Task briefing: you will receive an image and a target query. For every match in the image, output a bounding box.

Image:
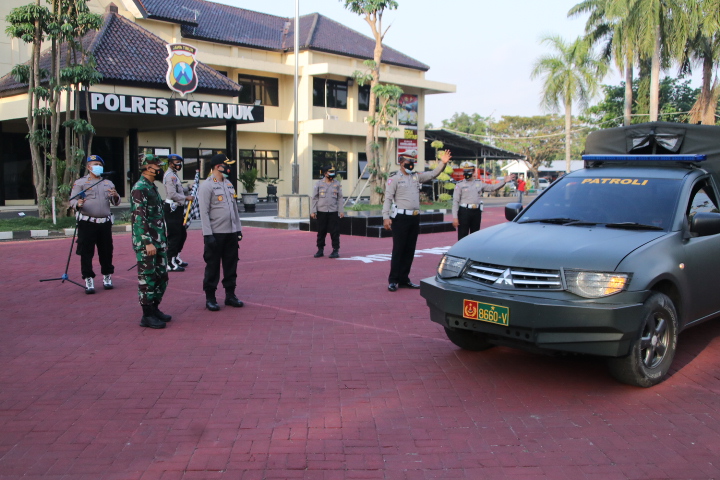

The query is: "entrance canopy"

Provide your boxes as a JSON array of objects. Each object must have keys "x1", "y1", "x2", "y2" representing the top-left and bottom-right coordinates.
[{"x1": 424, "y1": 129, "x2": 523, "y2": 162}]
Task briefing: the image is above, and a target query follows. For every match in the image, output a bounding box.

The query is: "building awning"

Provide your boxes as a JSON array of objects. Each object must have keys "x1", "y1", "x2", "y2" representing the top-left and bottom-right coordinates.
[{"x1": 424, "y1": 129, "x2": 523, "y2": 161}]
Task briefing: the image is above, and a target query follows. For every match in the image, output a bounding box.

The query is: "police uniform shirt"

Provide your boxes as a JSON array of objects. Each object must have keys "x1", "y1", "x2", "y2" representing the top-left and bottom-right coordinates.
[
  {"x1": 382, "y1": 163, "x2": 445, "y2": 219},
  {"x1": 311, "y1": 179, "x2": 344, "y2": 213},
  {"x1": 163, "y1": 169, "x2": 186, "y2": 206},
  {"x1": 69, "y1": 175, "x2": 120, "y2": 218},
  {"x1": 197, "y1": 176, "x2": 242, "y2": 236},
  {"x1": 451, "y1": 178, "x2": 507, "y2": 218}
]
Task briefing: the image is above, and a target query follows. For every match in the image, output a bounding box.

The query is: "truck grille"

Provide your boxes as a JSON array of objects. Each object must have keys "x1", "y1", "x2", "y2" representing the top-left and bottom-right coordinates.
[{"x1": 462, "y1": 262, "x2": 563, "y2": 290}]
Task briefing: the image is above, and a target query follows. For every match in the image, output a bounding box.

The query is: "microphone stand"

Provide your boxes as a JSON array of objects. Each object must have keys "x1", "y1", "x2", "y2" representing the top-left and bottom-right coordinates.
[{"x1": 39, "y1": 175, "x2": 115, "y2": 289}]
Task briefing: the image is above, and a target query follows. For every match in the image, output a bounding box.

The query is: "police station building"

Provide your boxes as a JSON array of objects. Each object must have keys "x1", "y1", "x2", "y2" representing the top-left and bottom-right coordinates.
[{"x1": 0, "y1": 0, "x2": 454, "y2": 205}]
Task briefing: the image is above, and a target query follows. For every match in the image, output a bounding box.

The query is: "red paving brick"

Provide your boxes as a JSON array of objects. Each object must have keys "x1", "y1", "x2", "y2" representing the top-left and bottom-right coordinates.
[{"x1": 1, "y1": 206, "x2": 720, "y2": 479}]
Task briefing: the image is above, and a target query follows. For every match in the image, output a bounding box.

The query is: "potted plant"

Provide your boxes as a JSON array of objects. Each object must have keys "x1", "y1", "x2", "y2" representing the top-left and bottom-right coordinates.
[
  {"x1": 238, "y1": 168, "x2": 259, "y2": 212},
  {"x1": 258, "y1": 176, "x2": 283, "y2": 202}
]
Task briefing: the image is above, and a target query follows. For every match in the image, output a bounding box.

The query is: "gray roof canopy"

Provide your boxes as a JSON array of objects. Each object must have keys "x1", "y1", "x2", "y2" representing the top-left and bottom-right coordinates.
[
  {"x1": 425, "y1": 129, "x2": 524, "y2": 161},
  {"x1": 131, "y1": 0, "x2": 429, "y2": 71}
]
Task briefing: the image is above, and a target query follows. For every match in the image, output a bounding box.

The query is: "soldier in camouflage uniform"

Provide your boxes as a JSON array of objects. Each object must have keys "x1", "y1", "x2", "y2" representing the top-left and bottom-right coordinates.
[{"x1": 131, "y1": 155, "x2": 171, "y2": 329}]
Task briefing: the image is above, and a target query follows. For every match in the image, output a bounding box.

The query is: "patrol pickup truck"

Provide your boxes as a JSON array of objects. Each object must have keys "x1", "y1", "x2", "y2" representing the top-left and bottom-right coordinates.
[{"x1": 421, "y1": 122, "x2": 720, "y2": 387}]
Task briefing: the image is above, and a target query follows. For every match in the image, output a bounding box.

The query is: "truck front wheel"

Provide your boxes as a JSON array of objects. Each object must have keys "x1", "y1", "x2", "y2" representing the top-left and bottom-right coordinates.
[
  {"x1": 606, "y1": 292, "x2": 678, "y2": 387},
  {"x1": 444, "y1": 327, "x2": 494, "y2": 351}
]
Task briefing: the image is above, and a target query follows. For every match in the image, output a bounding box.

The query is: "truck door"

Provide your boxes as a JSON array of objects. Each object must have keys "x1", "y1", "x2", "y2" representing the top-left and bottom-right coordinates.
[{"x1": 682, "y1": 178, "x2": 720, "y2": 321}]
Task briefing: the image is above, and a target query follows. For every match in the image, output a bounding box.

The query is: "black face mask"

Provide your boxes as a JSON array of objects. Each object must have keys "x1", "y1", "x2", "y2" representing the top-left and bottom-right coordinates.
[
  {"x1": 326, "y1": 172, "x2": 336, "y2": 179},
  {"x1": 172, "y1": 162, "x2": 183, "y2": 171},
  {"x1": 404, "y1": 162, "x2": 415, "y2": 171},
  {"x1": 464, "y1": 172, "x2": 473, "y2": 179}
]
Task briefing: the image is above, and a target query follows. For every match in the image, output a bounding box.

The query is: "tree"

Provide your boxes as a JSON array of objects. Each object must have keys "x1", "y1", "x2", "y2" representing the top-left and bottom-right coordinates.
[
  {"x1": 341, "y1": 0, "x2": 399, "y2": 205},
  {"x1": 583, "y1": 77, "x2": 706, "y2": 127},
  {"x1": 531, "y1": 36, "x2": 606, "y2": 173},
  {"x1": 569, "y1": 0, "x2": 636, "y2": 126},
  {"x1": 441, "y1": 112, "x2": 493, "y2": 137},
  {"x1": 676, "y1": 0, "x2": 720, "y2": 125},
  {"x1": 5, "y1": 0, "x2": 102, "y2": 218},
  {"x1": 626, "y1": 0, "x2": 685, "y2": 122},
  {"x1": 491, "y1": 115, "x2": 568, "y2": 186}
]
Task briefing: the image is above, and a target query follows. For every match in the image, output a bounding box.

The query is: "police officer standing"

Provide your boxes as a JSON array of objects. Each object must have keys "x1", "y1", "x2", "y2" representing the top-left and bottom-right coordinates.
[
  {"x1": 383, "y1": 150, "x2": 452, "y2": 292},
  {"x1": 198, "y1": 154, "x2": 244, "y2": 311},
  {"x1": 163, "y1": 153, "x2": 193, "y2": 272},
  {"x1": 69, "y1": 155, "x2": 121, "y2": 294},
  {"x1": 311, "y1": 165, "x2": 344, "y2": 258},
  {"x1": 131, "y1": 155, "x2": 171, "y2": 329},
  {"x1": 452, "y1": 162, "x2": 515, "y2": 240}
]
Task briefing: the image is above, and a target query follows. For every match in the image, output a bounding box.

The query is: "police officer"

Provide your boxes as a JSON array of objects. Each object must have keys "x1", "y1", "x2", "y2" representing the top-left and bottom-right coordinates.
[
  {"x1": 383, "y1": 150, "x2": 452, "y2": 292},
  {"x1": 131, "y1": 155, "x2": 171, "y2": 329},
  {"x1": 69, "y1": 155, "x2": 121, "y2": 294},
  {"x1": 198, "y1": 154, "x2": 244, "y2": 311},
  {"x1": 311, "y1": 165, "x2": 344, "y2": 258},
  {"x1": 452, "y1": 162, "x2": 515, "y2": 240},
  {"x1": 163, "y1": 153, "x2": 193, "y2": 272}
]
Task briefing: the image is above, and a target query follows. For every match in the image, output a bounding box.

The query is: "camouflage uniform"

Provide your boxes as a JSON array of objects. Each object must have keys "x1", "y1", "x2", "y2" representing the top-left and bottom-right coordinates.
[{"x1": 131, "y1": 175, "x2": 169, "y2": 306}]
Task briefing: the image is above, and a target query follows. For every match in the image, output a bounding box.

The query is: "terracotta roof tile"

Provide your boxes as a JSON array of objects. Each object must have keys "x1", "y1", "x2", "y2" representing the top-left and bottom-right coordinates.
[
  {"x1": 134, "y1": 0, "x2": 429, "y2": 70},
  {"x1": 0, "y1": 12, "x2": 242, "y2": 97}
]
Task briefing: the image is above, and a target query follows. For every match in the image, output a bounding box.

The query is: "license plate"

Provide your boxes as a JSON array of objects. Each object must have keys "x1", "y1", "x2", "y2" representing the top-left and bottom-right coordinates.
[{"x1": 462, "y1": 299, "x2": 509, "y2": 326}]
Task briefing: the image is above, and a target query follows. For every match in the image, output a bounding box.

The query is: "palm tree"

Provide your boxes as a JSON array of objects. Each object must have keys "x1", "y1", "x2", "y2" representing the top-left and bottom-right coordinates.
[
  {"x1": 532, "y1": 36, "x2": 607, "y2": 173},
  {"x1": 626, "y1": 0, "x2": 684, "y2": 122},
  {"x1": 675, "y1": 0, "x2": 720, "y2": 125},
  {"x1": 569, "y1": 0, "x2": 635, "y2": 126}
]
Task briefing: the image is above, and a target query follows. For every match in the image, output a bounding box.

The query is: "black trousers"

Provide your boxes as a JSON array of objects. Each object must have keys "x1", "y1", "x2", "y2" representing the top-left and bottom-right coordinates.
[
  {"x1": 457, "y1": 207, "x2": 482, "y2": 241},
  {"x1": 388, "y1": 213, "x2": 420, "y2": 284},
  {"x1": 316, "y1": 211, "x2": 340, "y2": 250},
  {"x1": 164, "y1": 204, "x2": 187, "y2": 259},
  {"x1": 203, "y1": 232, "x2": 239, "y2": 298},
  {"x1": 75, "y1": 220, "x2": 114, "y2": 279}
]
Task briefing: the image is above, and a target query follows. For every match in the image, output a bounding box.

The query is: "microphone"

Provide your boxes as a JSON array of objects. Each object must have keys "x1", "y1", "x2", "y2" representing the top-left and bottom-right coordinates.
[{"x1": 101, "y1": 171, "x2": 116, "y2": 176}]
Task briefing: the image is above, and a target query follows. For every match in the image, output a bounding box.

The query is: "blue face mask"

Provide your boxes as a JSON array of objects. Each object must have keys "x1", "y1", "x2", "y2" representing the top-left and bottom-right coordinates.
[{"x1": 90, "y1": 165, "x2": 104, "y2": 176}]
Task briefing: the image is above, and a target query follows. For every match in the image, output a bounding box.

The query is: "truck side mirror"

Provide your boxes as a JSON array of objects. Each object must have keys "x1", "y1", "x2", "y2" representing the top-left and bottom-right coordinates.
[
  {"x1": 690, "y1": 212, "x2": 720, "y2": 237},
  {"x1": 505, "y1": 203, "x2": 523, "y2": 221}
]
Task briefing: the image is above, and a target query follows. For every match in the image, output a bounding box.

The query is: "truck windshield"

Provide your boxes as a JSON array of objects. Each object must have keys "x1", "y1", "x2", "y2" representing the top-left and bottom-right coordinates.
[{"x1": 517, "y1": 176, "x2": 682, "y2": 230}]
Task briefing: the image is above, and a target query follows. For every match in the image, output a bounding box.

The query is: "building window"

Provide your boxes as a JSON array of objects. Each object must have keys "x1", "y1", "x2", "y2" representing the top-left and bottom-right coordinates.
[
  {"x1": 357, "y1": 152, "x2": 370, "y2": 179},
  {"x1": 358, "y1": 84, "x2": 370, "y2": 111},
  {"x1": 313, "y1": 78, "x2": 348, "y2": 109},
  {"x1": 238, "y1": 149, "x2": 280, "y2": 179},
  {"x1": 313, "y1": 151, "x2": 347, "y2": 179},
  {"x1": 237, "y1": 75, "x2": 279, "y2": 106},
  {"x1": 181, "y1": 148, "x2": 227, "y2": 180}
]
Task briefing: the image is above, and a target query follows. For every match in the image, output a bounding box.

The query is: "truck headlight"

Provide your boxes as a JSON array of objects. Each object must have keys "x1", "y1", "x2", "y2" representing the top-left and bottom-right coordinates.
[
  {"x1": 437, "y1": 255, "x2": 466, "y2": 279},
  {"x1": 564, "y1": 270, "x2": 630, "y2": 298}
]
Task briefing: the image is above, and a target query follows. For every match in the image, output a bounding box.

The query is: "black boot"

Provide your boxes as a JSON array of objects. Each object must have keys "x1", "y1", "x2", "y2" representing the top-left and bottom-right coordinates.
[
  {"x1": 140, "y1": 305, "x2": 166, "y2": 329},
  {"x1": 314, "y1": 248, "x2": 324, "y2": 258},
  {"x1": 329, "y1": 249, "x2": 339, "y2": 258},
  {"x1": 206, "y1": 295, "x2": 220, "y2": 311},
  {"x1": 225, "y1": 292, "x2": 244, "y2": 308},
  {"x1": 154, "y1": 301, "x2": 172, "y2": 322}
]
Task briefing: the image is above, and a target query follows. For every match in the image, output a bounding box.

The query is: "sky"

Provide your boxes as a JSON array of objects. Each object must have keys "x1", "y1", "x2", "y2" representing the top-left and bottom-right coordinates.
[{"x1": 212, "y1": 0, "x2": 698, "y2": 128}]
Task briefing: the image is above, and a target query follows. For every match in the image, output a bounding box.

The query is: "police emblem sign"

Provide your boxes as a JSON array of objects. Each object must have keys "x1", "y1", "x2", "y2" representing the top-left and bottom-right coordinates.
[{"x1": 166, "y1": 43, "x2": 198, "y2": 96}]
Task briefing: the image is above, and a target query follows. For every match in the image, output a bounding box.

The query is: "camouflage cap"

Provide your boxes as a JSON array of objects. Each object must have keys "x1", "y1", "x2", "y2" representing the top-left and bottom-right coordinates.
[{"x1": 140, "y1": 154, "x2": 166, "y2": 167}]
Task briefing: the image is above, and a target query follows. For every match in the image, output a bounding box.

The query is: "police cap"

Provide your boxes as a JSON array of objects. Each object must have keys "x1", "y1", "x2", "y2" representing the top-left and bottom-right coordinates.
[
  {"x1": 167, "y1": 153, "x2": 184, "y2": 163},
  {"x1": 208, "y1": 153, "x2": 236, "y2": 168},
  {"x1": 87, "y1": 154, "x2": 104, "y2": 165}
]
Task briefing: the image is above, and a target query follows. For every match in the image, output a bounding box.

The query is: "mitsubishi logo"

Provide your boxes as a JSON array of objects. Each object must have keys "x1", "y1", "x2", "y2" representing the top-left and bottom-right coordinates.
[{"x1": 494, "y1": 269, "x2": 514, "y2": 286}]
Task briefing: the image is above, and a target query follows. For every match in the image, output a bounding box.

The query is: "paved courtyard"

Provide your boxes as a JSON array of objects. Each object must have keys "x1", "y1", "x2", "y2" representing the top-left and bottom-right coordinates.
[{"x1": 1, "y1": 207, "x2": 720, "y2": 479}]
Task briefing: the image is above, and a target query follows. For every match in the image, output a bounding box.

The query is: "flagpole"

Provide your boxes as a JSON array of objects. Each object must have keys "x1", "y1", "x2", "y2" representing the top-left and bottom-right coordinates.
[{"x1": 291, "y1": 0, "x2": 299, "y2": 195}]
